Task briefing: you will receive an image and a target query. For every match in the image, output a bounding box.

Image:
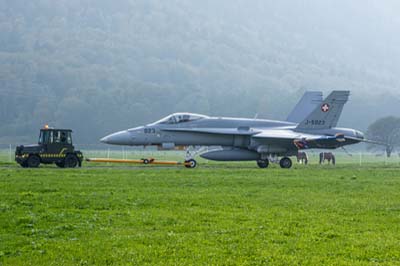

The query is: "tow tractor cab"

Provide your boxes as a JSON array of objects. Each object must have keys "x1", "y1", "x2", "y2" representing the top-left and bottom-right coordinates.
[{"x1": 15, "y1": 126, "x2": 83, "y2": 168}]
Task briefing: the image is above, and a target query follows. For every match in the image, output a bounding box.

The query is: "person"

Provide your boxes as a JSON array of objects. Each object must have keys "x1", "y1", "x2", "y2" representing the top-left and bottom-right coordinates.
[{"x1": 60, "y1": 132, "x2": 67, "y2": 143}]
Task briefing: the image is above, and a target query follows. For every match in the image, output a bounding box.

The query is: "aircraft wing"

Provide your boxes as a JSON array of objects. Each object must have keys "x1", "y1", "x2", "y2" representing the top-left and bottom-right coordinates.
[
  {"x1": 252, "y1": 130, "x2": 313, "y2": 147},
  {"x1": 252, "y1": 129, "x2": 316, "y2": 140},
  {"x1": 162, "y1": 128, "x2": 261, "y2": 136},
  {"x1": 252, "y1": 129, "x2": 345, "y2": 149}
]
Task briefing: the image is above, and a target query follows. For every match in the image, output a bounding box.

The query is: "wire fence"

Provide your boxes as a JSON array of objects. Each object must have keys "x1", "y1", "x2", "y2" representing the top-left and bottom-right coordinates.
[
  {"x1": 0, "y1": 144, "x2": 186, "y2": 163},
  {"x1": 1, "y1": 143, "x2": 399, "y2": 166}
]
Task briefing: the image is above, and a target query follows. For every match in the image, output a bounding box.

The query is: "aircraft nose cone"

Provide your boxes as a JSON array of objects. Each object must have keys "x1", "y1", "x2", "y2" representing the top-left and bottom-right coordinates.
[
  {"x1": 100, "y1": 130, "x2": 131, "y2": 145},
  {"x1": 100, "y1": 136, "x2": 110, "y2": 143}
]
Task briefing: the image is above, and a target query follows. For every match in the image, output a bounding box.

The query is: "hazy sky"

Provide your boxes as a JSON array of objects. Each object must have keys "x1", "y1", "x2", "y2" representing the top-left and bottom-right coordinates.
[{"x1": 0, "y1": 0, "x2": 399, "y2": 141}]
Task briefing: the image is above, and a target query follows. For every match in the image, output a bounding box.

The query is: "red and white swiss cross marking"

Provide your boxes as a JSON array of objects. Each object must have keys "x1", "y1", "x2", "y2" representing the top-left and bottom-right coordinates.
[{"x1": 321, "y1": 103, "x2": 330, "y2": 112}]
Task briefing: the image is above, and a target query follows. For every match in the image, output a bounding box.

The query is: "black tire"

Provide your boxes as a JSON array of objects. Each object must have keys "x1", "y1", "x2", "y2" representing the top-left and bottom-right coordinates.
[
  {"x1": 185, "y1": 159, "x2": 197, "y2": 169},
  {"x1": 279, "y1": 157, "x2": 292, "y2": 169},
  {"x1": 27, "y1": 155, "x2": 41, "y2": 168},
  {"x1": 143, "y1": 159, "x2": 150, "y2": 164},
  {"x1": 55, "y1": 162, "x2": 65, "y2": 168},
  {"x1": 64, "y1": 154, "x2": 78, "y2": 168},
  {"x1": 257, "y1": 159, "x2": 269, "y2": 169},
  {"x1": 20, "y1": 161, "x2": 29, "y2": 168}
]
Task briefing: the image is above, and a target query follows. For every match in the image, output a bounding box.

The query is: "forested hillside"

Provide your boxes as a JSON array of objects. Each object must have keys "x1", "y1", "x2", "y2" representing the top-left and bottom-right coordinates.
[{"x1": 1, "y1": 0, "x2": 399, "y2": 143}]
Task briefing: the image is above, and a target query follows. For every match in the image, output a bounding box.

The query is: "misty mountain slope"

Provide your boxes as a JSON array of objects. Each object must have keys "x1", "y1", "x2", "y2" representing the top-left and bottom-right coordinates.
[{"x1": 0, "y1": 0, "x2": 399, "y2": 142}]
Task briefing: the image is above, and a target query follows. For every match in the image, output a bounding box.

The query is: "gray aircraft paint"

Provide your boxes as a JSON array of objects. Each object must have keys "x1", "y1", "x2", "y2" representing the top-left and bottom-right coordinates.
[
  {"x1": 286, "y1": 91, "x2": 323, "y2": 123},
  {"x1": 101, "y1": 91, "x2": 367, "y2": 167},
  {"x1": 296, "y1": 91, "x2": 350, "y2": 130}
]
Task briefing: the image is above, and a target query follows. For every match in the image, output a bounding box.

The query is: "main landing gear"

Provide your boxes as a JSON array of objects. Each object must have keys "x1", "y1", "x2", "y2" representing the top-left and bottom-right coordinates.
[
  {"x1": 279, "y1": 157, "x2": 292, "y2": 169},
  {"x1": 257, "y1": 159, "x2": 269, "y2": 168},
  {"x1": 256, "y1": 156, "x2": 293, "y2": 169}
]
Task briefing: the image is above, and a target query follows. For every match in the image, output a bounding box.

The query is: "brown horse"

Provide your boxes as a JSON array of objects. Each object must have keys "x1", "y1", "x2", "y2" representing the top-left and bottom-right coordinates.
[
  {"x1": 319, "y1": 152, "x2": 335, "y2": 165},
  {"x1": 297, "y1": 152, "x2": 309, "y2": 165}
]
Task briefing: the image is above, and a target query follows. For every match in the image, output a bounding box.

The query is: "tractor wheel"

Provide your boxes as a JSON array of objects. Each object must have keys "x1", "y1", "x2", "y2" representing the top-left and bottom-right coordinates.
[
  {"x1": 55, "y1": 162, "x2": 65, "y2": 168},
  {"x1": 27, "y1": 155, "x2": 41, "y2": 168},
  {"x1": 185, "y1": 159, "x2": 197, "y2": 169},
  {"x1": 64, "y1": 154, "x2": 78, "y2": 168},
  {"x1": 257, "y1": 159, "x2": 269, "y2": 169},
  {"x1": 20, "y1": 161, "x2": 29, "y2": 168},
  {"x1": 279, "y1": 157, "x2": 292, "y2": 169}
]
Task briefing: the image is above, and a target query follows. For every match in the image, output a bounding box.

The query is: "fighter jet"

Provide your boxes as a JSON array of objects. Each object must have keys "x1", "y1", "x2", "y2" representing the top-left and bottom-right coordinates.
[{"x1": 101, "y1": 91, "x2": 366, "y2": 169}]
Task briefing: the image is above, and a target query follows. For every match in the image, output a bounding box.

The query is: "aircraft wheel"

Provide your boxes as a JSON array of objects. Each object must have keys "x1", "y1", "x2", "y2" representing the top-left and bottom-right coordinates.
[
  {"x1": 185, "y1": 159, "x2": 197, "y2": 169},
  {"x1": 64, "y1": 154, "x2": 78, "y2": 168},
  {"x1": 280, "y1": 157, "x2": 292, "y2": 169},
  {"x1": 27, "y1": 155, "x2": 41, "y2": 168},
  {"x1": 257, "y1": 159, "x2": 269, "y2": 169}
]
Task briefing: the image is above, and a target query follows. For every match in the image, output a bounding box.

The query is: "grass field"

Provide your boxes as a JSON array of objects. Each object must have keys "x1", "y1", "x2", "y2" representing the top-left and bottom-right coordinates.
[{"x1": 1, "y1": 152, "x2": 400, "y2": 265}]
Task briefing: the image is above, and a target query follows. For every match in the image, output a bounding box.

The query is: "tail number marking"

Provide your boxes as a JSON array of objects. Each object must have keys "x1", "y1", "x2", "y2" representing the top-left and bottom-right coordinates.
[{"x1": 305, "y1": 120, "x2": 326, "y2": 126}]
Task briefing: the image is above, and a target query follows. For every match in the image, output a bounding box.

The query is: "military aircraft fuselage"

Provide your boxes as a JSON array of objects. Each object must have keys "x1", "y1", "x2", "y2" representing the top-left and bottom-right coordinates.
[
  {"x1": 100, "y1": 91, "x2": 366, "y2": 168},
  {"x1": 102, "y1": 117, "x2": 291, "y2": 146},
  {"x1": 101, "y1": 115, "x2": 363, "y2": 156}
]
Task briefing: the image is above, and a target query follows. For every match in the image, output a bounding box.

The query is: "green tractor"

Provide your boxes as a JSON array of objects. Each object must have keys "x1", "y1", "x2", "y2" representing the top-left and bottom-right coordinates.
[{"x1": 15, "y1": 127, "x2": 83, "y2": 168}]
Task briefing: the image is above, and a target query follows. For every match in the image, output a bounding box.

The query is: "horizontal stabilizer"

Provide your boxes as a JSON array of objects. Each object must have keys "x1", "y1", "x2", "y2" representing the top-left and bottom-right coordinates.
[{"x1": 252, "y1": 129, "x2": 357, "y2": 150}]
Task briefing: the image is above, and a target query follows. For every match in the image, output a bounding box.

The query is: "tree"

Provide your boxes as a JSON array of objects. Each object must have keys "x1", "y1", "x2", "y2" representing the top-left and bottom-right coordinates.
[
  {"x1": 1, "y1": 1, "x2": 400, "y2": 142},
  {"x1": 366, "y1": 116, "x2": 400, "y2": 157}
]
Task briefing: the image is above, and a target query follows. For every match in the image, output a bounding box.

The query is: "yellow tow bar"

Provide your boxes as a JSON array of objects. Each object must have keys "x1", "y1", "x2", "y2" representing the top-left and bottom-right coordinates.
[{"x1": 85, "y1": 158, "x2": 195, "y2": 167}]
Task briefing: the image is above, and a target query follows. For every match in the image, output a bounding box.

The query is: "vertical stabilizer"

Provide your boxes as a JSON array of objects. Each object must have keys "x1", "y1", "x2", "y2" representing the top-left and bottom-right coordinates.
[
  {"x1": 287, "y1": 91, "x2": 323, "y2": 123},
  {"x1": 296, "y1": 91, "x2": 350, "y2": 130}
]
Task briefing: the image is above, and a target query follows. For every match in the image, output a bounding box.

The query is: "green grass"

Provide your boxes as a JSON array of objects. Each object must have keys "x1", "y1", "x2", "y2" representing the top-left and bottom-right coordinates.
[
  {"x1": 1, "y1": 161, "x2": 400, "y2": 265},
  {"x1": 1, "y1": 147, "x2": 400, "y2": 165}
]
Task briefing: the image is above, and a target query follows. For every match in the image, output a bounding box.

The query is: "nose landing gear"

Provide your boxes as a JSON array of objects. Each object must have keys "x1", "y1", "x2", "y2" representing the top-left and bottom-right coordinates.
[
  {"x1": 183, "y1": 146, "x2": 209, "y2": 169},
  {"x1": 184, "y1": 159, "x2": 197, "y2": 168}
]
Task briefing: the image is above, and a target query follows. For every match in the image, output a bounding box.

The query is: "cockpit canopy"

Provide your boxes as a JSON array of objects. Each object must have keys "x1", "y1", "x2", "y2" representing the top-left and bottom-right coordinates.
[{"x1": 150, "y1": 113, "x2": 209, "y2": 125}]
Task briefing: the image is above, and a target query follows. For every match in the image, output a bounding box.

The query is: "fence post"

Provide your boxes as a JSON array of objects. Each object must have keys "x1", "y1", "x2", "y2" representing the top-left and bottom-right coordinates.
[{"x1": 9, "y1": 144, "x2": 12, "y2": 162}]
